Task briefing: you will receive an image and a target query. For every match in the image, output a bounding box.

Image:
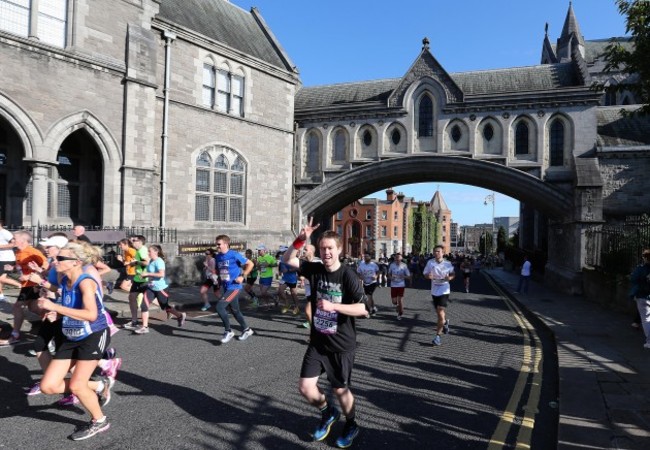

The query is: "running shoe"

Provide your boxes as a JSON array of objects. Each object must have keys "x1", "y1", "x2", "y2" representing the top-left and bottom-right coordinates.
[
  {"x1": 134, "y1": 326, "x2": 149, "y2": 334},
  {"x1": 98, "y1": 376, "x2": 114, "y2": 407},
  {"x1": 281, "y1": 306, "x2": 290, "y2": 314},
  {"x1": 201, "y1": 304, "x2": 211, "y2": 312},
  {"x1": 104, "y1": 348, "x2": 117, "y2": 360},
  {"x1": 101, "y1": 357, "x2": 122, "y2": 379},
  {"x1": 106, "y1": 282, "x2": 114, "y2": 295},
  {"x1": 301, "y1": 321, "x2": 310, "y2": 329},
  {"x1": 292, "y1": 307, "x2": 300, "y2": 316},
  {"x1": 58, "y1": 393, "x2": 79, "y2": 406},
  {"x1": 69, "y1": 417, "x2": 110, "y2": 441},
  {"x1": 220, "y1": 330, "x2": 235, "y2": 344},
  {"x1": 26, "y1": 382, "x2": 41, "y2": 396},
  {"x1": 252, "y1": 298, "x2": 259, "y2": 308},
  {"x1": 8, "y1": 334, "x2": 21, "y2": 345},
  {"x1": 27, "y1": 349, "x2": 37, "y2": 356},
  {"x1": 122, "y1": 321, "x2": 138, "y2": 330},
  {"x1": 644, "y1": 343, "x2": 650, "y2": 350},
  {"x1": 313, "y1": 407, "x2": 340, "y2": 441},
  {"x1": 432, "y1": 334, "x2": 442, "y2": 346},
  {"x1": 335, "y1": 421, "x2": 360, "y2": 448},
  {"x1": 397, "y1": 314, "x2": 403, "y2": 321},
  {"x1": 238, "y1": 328, "x2": 254, "y2": 341},
  {"x1": 443, "y1": 319, "x2": 450, "y2": 334},
  {"x1": 0, "y1": 294, "x2": 5, "y2": 301},
  {"x1": 177, "y1": 312, "x2": 187, "y2": 327},
  {"x1": 371, "y1": 306, "x2": 379, "y2": 316}
]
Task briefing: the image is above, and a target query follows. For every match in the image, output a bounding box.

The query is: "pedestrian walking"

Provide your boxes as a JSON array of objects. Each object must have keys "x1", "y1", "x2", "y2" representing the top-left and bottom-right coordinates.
[
  {"x1": 630, "y1": 249, "x2": 650, "y2": 350},
  {"x1": 283, "y1": 218, "x2": 368, "y2": 448},
  {"x1": 516, "y1": 256, "x2": 532, "y2": 294}
]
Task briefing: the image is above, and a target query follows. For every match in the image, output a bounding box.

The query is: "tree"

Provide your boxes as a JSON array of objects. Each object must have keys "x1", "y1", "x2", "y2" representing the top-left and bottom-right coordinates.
[
  {"x1": 602, "y1": 0, "x2": 650, "y2": 115},
  {"x1": 497, "y1": 226, "x2": 508, "y2": 254}
]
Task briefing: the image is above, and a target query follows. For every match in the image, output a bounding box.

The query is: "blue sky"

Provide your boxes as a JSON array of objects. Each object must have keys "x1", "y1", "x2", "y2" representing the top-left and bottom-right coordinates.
[{"x1": 231, "y1": 0, "x2": 628, "y2": 224}]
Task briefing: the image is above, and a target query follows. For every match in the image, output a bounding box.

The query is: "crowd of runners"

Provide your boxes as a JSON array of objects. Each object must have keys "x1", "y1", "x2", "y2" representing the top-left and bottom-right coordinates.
[{"x1": 0, "y1": 220, "x2": 478, "y2": 447}]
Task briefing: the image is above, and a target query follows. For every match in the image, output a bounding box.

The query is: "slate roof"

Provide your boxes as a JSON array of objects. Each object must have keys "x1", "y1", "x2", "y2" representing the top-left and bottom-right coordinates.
[
  {"x1": 597, "y1": 107, "x2": 650, "y2": 147},
  {"x1": 551, "y1": 38, "x2": 633, "y2": 64},
  {"x1": 295, "y1": 63, "x2": 581, "y2": 110},
  {"x1": 157, "y1": 0, "x2": 290, "y2": 70},
  {"x1": 430, "y1": 191, "x2": 450, "y2": 212}
]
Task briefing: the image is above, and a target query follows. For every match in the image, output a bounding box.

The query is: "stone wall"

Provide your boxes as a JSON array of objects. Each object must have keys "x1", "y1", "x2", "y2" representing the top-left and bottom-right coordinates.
[{"x1": 599, "y1": 153, "x2": 650, "y2": 218}]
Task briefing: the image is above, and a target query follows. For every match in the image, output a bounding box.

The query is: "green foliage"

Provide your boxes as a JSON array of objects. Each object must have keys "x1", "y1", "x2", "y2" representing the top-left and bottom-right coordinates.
[
  {"x1": 479, "y1": 231, "x2": 493, "y2": 255},
  {"x1": 410, "y1": 203, "x2": 438, "y2": 254},
  {"x1": 602, "y1": 0, "x2": 650, "y2": 115}
]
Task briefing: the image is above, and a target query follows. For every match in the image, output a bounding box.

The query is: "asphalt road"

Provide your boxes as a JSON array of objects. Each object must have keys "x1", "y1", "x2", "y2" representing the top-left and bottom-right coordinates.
[{"x1": 0, "y1": 271, "x2": 557, "y2": 449}]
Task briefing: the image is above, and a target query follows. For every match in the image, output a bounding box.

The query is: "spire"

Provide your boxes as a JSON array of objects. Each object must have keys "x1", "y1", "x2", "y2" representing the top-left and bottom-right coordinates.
[
  {"x1": 560, "y1": 1, "x2": 584, "y2": 46},
  {"x1": 430, "y1": 190, "x2": 450, "y2": 213},
  {"x1": 555, "y1": 1, "x2": 585, "y2": 62}
]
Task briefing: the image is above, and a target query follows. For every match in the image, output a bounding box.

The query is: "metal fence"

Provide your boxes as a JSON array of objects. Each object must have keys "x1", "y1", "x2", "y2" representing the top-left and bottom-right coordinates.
[
  {"x1": 585, "y1": 218, "x2": 650, "y2": 274},
  {"x1": 7, "y1": 225, "x2": 177, "y2": 245}
]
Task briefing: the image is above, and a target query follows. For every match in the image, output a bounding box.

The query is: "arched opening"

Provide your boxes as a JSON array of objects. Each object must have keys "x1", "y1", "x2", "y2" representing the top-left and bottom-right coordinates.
[
  {"x1": 51, "y1": 129, "x2": 103, "y2": 225},
  {"x1": 0, "y1": 117, "x2": 26, "y2": 225},
  {"x1": 346, "y1": 219, "x2": 362, "y2": 258}
]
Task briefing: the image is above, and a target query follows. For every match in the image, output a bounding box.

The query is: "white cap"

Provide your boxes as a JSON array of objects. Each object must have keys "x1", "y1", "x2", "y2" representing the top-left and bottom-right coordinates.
[
  {"x1": 256, "y1": 244, "x2": 266, "y2": 250},
  {"x1": 40, "y1": 235, "x2": 68, "y2": 248}
]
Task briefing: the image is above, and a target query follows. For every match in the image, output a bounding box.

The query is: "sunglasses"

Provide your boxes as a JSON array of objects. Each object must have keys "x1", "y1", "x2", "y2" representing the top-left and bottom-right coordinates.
[{"x1": 56, "y1": 256, "x2": 79, "y2": 262}]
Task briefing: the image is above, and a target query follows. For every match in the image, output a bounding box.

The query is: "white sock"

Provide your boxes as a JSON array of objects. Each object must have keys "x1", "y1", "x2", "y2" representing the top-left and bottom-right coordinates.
[
  {"x1": 95, "y1": 416, "x2": 107, "y2": 424},
  {"x1": 95, "y1": 381, "x2": 105, "y2": 393}
]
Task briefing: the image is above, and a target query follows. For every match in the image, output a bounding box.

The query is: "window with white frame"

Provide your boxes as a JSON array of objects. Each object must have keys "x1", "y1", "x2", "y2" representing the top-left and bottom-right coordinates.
[
  {"x1": 381, "y1": 226, "x2": 387, "y2": 237},
  {"x1": 195, "y1": 148, "x2": 247, "y2": 223},
  {"x1": 381, "y1": 210, "x2": 387, "y2": 220},
  {"x1": 0, "y1": 0, "x2": 68, "y2": 47},
  {"x1": 365, "y1": 210, "x2": 372, "y2": 220},
  {"x1": 202, "y1": 63, "x2": 244, "y2": 117}
]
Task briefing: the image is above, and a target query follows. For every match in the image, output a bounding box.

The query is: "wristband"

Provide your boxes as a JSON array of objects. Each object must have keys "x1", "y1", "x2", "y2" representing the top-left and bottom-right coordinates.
[{"x1": 292, "y1": 237, "x2": 306, "y2": 250}]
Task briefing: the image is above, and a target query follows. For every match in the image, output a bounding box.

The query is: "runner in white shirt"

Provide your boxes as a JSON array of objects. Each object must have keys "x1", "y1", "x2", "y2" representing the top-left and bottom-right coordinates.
[
  {"x1": 0, "y1": 221, "x2": 16, "y2": 301},
  {"x1": 387, "y1": 253, "x2": 411, "y2": 320},
  {"x1": 357, "y1": 253, "x2": 380, "y2": 316},
  {"x1": 423, "y1": 245, "x2": 455, "y2": 346}
]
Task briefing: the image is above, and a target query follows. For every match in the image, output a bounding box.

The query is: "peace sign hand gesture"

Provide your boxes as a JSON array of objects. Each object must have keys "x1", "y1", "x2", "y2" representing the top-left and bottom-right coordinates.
[{"x1": 298, "y1": 216, "x2": 320, "y2": 241}]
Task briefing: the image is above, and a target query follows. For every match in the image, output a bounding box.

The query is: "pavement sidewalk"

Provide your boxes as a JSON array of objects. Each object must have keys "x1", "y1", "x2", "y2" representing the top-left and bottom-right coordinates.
[{"x1": 486, "y1": 268, "x2": 650, "y2": 450}]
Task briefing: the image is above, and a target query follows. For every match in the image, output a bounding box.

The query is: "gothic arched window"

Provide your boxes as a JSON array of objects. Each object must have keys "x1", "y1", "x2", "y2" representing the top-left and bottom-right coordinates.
[
  {"x1": 195, "y1": 149, "x2": 246, "y2": 223},
  {"x1": 307, "y1": 132, "x2": 320, "y2": 173},
  {"x1": 333, "y1": 130, "x2": 346, "y2": 161},
  {"x1": 549, "y1": 120, "x2": 565, "y2": 166},
  {"x1": 418, "y1": 95, "x2": 433, "y2": 137},
  {"x1": 515, "y1": 122, "x2": 529, "y2": 155}
]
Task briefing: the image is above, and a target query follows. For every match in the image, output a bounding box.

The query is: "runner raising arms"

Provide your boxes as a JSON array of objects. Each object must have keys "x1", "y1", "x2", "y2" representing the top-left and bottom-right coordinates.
[{"x1": 283, "y1": 218, "x2": 368, "y2": 448}]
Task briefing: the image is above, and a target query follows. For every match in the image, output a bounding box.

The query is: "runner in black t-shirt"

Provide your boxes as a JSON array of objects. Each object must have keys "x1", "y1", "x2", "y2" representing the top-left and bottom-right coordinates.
[{"x1": 283, "y1": 219, "x2": 368, "y2": 448}]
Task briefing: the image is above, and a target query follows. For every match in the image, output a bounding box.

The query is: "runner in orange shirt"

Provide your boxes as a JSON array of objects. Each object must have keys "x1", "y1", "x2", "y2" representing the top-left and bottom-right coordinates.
[{"x1": 0, "y1": 230, "x2": 47, "y2": 346}]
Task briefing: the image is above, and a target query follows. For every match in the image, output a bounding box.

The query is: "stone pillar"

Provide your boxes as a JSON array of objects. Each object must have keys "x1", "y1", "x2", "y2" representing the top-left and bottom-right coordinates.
[
  {"x1": 545, "y1": 158, "x2": 604, "y2": 294},
  {"x1": 30, "y1": 162, "x2": 50, "y2": 226}
]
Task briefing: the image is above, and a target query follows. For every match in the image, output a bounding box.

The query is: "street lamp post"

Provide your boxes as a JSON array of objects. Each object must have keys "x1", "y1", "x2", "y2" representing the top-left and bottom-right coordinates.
[{"x1": 484, "y1": 192, "x2": 496, "y2": 255}]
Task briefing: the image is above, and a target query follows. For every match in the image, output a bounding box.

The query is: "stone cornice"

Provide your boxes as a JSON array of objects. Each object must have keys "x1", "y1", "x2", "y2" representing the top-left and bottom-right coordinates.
[
  {"x1": 152, "y1": 19, "x2": 300, "y2": 85},
  {"x1": 0, "y1": 32, "x2": 126, "y2": 75}
]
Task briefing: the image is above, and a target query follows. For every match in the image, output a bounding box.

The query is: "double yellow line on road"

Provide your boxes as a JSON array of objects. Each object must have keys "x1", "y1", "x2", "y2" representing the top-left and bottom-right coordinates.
[{"x1": 486, "y1": 276, "x2": 544, "y2": 450}]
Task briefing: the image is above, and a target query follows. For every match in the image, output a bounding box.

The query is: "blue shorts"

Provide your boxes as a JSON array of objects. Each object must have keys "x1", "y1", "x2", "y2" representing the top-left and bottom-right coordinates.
[{"x1": 259, "y1": 277, "x2": 273, "y2": 287}]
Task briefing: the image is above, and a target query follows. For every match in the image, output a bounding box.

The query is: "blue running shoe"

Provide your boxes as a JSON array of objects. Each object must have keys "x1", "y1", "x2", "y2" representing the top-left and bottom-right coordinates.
[
  {"x1": 443, "y1": 319, "x2": 450, "y2": 334},
  {"x1": 336, "y1": 422, "x2": 359, "y2": 448},
  {"x1": 433, "y1": 334, "x2": 442, "y2": 346},
  {"x1": 313, "y1": 407, "x2": 340, "y2": 441}
]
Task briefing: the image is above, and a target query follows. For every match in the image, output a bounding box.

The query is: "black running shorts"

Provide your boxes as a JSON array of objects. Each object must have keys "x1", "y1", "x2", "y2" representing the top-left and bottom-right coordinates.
[
  {"x1": 432, "y1": 294, "x2": 450, "y2": 308},
  {"x1": 300, "y1": 345, "x2": 355, "y2": 389},
  {"x1": 55, "y1": 328, "x2": 110, "y2": 361}
]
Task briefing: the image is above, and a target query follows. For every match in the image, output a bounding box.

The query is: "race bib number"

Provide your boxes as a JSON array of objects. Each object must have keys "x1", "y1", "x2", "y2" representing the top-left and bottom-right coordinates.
[
  {"x1": 219, "y1": 268, "x2": 230, "y2": 281},
  {"x1": 314, "y1": 308, "x2": 338, "y2": 335}
]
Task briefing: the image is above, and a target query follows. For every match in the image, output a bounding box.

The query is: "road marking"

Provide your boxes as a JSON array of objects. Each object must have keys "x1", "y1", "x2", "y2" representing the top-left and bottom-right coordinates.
[{"x1": 486, "y1": 275, "x2": 544, "y2": 450}]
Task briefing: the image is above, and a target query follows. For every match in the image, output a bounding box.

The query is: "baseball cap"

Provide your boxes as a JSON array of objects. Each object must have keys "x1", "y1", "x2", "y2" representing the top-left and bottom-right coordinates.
[
  {"x1": 256, "y1": 244, "x2": 266, "y2": 250},
  {"x1": 279, "y1": 245, "x2": 289, "y2": 252},
  {"x1": 40, "y1": 236, "x2": 69, "y2": 248}
]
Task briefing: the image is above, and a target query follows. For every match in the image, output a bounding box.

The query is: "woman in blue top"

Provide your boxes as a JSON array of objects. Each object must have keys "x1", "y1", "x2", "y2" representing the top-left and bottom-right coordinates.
[
  {"x1": 133, "y1": 245, "x2": 186, "y2": 334},
  {"x1": 36, "y1": 242, "x2": 113, "y2": 441}
]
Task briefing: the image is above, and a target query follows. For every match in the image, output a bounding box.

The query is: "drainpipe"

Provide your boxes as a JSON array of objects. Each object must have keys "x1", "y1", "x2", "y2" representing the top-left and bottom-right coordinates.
[{"x1": 160, "y1": 30, "x2": 176, "y2": 228}]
